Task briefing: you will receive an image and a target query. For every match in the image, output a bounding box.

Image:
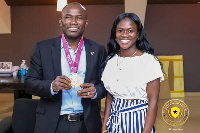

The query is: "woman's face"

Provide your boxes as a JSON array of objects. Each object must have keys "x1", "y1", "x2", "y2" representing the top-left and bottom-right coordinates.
[{"x1": 115, "y1": 17, "x2": 139, "y2": 50}]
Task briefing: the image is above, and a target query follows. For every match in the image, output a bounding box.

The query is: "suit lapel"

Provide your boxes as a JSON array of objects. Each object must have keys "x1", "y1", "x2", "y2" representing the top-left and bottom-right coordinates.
[
  {"x1": 84, "y1": 38, "x2": 94, "y2": 83},
  {"x1": 51, "y1": 36, "x2": 62, "y2": 77}
]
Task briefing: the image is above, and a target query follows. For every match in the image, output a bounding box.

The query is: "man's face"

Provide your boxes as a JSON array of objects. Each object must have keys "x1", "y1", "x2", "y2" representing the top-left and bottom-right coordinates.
[{"x1": 59, "y1": 5, "x2": 88, "y2": 40}]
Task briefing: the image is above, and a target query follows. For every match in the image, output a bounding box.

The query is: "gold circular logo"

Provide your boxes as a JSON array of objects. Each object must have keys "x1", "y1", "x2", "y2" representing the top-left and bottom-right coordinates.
[{"x1": 162, "y1": 99, "x2": 189, "y2": 126}]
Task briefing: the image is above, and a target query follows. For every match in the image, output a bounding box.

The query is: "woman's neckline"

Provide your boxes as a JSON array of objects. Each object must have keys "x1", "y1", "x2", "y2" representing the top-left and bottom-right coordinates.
[{"x1": 117, "y1": 52, "x2": 146, "y2": 58}]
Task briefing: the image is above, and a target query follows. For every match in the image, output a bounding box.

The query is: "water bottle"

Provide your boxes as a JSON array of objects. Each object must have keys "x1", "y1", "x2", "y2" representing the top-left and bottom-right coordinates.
[{"x1": 20, "y1": 60, "x2": 27, "y2": 76}]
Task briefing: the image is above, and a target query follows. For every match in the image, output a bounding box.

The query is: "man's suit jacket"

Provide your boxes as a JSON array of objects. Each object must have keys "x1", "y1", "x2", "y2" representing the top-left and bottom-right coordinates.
[{"x1": 24, "y1": 36, "x2": 107, "y2": 133}]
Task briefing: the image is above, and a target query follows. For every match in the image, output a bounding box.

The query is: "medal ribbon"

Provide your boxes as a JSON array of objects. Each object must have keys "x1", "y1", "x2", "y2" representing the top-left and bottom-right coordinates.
[{"x1": 62, "y1": 34, "x2": 84, "y2": 74}]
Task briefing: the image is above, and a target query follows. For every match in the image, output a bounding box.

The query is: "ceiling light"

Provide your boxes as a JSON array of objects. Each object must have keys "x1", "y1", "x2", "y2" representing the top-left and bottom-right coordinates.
[{"x1": 57, "y1": 0, "x2": 68, "y2": 11}]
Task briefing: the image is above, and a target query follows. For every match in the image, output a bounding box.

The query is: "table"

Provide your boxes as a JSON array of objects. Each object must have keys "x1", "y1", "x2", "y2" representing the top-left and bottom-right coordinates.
[{"x1": 0, "y1": 76, "x2": 32, "y2": 99}]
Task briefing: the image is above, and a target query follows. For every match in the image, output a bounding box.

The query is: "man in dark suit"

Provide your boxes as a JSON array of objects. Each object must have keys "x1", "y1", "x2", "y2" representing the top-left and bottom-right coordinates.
[{"x1": 24, "y1": 2, "x2": 107, "y2": 133}]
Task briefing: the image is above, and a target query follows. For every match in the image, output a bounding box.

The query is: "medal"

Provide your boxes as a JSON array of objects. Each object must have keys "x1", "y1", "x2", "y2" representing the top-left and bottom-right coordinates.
[
  {"x1": 62, "y1": 34, "x2": 84, "y2": 88},
  {"x1": 70, "y1": 73, "x2": 84, "y2": 88}
]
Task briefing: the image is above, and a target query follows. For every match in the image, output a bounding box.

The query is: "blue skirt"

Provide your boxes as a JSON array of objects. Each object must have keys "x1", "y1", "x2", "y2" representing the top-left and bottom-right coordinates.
[{"x1": 107, "y1": 98, "x2": 156, "y2": 133}]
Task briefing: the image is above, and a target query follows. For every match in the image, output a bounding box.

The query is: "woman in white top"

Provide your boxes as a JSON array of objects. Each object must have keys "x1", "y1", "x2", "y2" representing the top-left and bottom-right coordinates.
[{"x1": 101, "y1": 13, "x2": 164, "y2": 133}]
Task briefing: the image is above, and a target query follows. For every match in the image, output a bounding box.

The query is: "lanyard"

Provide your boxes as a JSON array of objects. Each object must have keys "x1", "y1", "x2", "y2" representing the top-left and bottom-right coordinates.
[{"x1": 61, "y1": 34, "x2": 84, "y2": 74}]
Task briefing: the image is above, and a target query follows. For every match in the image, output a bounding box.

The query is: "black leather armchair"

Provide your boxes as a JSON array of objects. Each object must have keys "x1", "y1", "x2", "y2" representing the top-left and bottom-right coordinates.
[{"x1": 0, "y1": 98, "x2": 39, "y2": 133}]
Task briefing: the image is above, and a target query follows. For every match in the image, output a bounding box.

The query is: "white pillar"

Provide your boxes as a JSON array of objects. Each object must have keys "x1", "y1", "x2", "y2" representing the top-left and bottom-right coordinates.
[{"x1": 125, "y1": 0, "x2": 147, "y2": 26}]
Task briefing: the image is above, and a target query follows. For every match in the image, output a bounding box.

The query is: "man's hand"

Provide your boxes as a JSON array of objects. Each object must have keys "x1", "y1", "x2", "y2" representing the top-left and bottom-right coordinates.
[
  {"x1": 52, "y1": 76, "x2": 72, "y2": 92},
  {"x1": 78, "y1": 83, "x2": 96, "y2": 98}
]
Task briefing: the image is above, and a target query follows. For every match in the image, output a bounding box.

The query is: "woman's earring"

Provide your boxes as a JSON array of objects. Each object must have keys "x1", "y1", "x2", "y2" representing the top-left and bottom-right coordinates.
[{"x1": 137, "y1": 37, "x2": 139, "y2": 41}]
